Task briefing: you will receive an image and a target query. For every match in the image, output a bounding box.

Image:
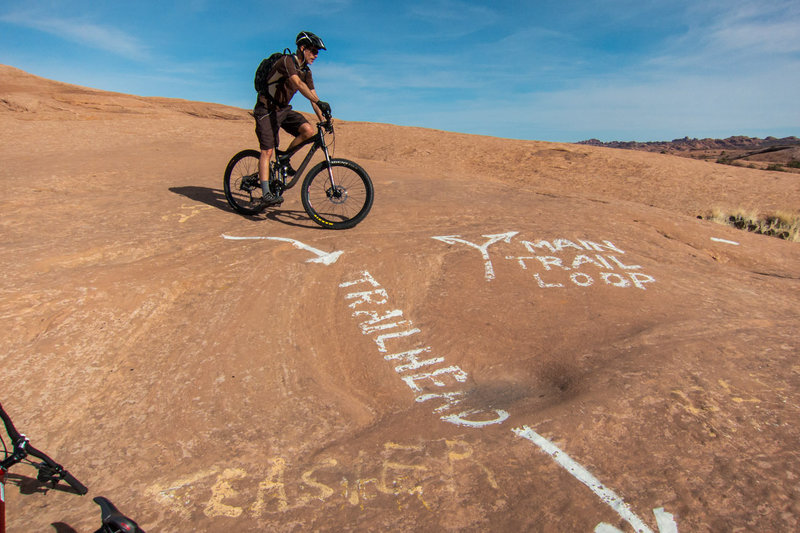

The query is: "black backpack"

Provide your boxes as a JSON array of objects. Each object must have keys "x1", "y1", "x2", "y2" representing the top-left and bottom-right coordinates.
[{"x1": 254, "y1": 48, "x2": 292, "y2": 96}]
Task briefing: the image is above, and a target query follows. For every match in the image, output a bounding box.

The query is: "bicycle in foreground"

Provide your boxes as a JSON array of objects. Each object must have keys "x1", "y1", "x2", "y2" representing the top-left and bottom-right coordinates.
[
  {"x1": 1, "y1": 401, "x2": 144, "y2": 532},
  {"x1": 223, "y1": 113, "x2": 374, "y2": 229}
]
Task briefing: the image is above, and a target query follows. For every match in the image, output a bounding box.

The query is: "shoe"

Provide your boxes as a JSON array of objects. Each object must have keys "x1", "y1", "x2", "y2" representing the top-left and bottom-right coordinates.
[{"x1": 260, "y1": 192, "x2": 284, "y2": 207}]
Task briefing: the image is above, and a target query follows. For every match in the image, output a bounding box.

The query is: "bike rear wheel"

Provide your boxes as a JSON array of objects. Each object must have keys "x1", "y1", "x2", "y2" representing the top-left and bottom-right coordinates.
[
  {"x1": 223, "y1": 149, "x2": 265, "y2": 215},
  {"x1": 301, "y1": 159, "x2": 374, "y2": 229}
]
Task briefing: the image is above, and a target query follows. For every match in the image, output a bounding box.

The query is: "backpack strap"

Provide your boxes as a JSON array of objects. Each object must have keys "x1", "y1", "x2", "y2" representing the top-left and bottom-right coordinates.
[{"x1": 261, "y1": 48, "x2": 296, "y2": 106}]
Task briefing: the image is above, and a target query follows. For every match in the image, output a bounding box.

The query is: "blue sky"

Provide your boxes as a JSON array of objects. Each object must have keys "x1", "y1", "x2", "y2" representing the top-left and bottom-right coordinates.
[{"x1": 1, "y1": 0, "x2": 798, "y2": 142}]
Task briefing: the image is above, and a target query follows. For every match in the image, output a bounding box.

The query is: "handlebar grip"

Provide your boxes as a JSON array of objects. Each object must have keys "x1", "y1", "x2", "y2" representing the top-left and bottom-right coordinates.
[
  {"x1": 60, "y1": 469, "x2": 89, "y2": 495},
  {"x1": 19, "y1": 440, "x2": 88, "y2": 495}
]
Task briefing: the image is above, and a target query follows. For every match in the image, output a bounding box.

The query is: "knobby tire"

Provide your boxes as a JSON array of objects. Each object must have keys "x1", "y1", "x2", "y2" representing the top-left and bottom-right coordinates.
[
  {"x1": 301, "y1": 159, "x2": 373, "y2": 229},
  {"x1": 223, "y1": 149, "x2": 265, "y2": 215}
]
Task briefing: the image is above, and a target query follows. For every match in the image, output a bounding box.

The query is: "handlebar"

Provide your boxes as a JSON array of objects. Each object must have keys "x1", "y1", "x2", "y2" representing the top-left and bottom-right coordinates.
[
  {"x1": 320, "y1": 106, "x2": 333, "y2": 130},
  {"x1": 0, "y1": 401, "x2": 88, "y2": 495},
  {"x1": 319, "y1": 118, "x2": 334, "y2": 134},
  {"x1": 2, "y1": 403, "x2": 145, "y2": 531},
  {"x1": 0, "y1": 401, "x2": 22, "y2": 442}
]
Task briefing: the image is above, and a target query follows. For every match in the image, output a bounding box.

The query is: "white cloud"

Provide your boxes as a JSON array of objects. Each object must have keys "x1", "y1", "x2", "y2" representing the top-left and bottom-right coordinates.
[
  {"x1": 650, "y1": 2, "x2": 800, "y2": 70},
  {"x1": 1, "y1": 11, "x2": 150, "y2": 61},
  {"x1": 711, "y1": 18, "x2": 800, "y2": 55},
  {"x1": 506, "y1": 67, "x2": 800, "y2": 141}
]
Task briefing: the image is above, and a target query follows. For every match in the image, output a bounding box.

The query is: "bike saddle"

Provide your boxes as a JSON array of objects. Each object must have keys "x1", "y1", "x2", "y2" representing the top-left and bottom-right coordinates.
[{"x1": 93, "y1": 496, "x2": 146, "y2": 533}]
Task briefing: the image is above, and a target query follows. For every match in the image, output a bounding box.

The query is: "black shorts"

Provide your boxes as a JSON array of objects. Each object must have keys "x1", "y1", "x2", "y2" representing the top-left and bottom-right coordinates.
[{"x1": 254, "y1": 105, "x2": 308, "y2": 151}]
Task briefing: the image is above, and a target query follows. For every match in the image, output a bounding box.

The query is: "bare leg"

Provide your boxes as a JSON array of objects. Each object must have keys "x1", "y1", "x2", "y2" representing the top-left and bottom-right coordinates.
[
  {"x1": 284, "y1": 123, "x2": 315, "y2": 152},
  {"x1": 259, "y1": 147, "x2": 284, "y2": 204},
  {"x1": 259, "y1": 148, "x2": 273, "y2": 189}
]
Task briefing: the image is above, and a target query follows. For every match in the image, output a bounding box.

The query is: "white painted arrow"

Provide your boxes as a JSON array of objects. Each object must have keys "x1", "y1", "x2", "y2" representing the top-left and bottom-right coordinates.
[
  {"x1": 432, "y1": 232, "x2": 518, "y2": 281},
  {"x1": 595, "y1": 508, "x2": 678, "y2": 533},
  {"x1": 221, "y1": 234, "x2": 343, "y2": 265},
  {"x1": 710, "y1": 237, "x2": 739, "y2": 246},
  {"x1": 513, "y1": 426, "x2": 679, "y2": 533}
]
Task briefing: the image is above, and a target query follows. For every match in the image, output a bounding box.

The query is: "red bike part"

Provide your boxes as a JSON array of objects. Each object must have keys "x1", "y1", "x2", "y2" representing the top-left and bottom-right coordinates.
[{"x1": 1, "y1": 468, "x2": 7, "y2": 533}]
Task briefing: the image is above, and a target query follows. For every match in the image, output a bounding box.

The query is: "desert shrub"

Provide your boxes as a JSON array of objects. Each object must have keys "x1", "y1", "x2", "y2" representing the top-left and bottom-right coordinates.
[
  {"x1": 787, "y1": 160, "x2": 800, "y2": 169},
  {"x1": 706, "y1": 208, "x2": 800, "y2": 242},
  {"x1": 766, "y1": 163, "x2": 785, "y2": 171}
]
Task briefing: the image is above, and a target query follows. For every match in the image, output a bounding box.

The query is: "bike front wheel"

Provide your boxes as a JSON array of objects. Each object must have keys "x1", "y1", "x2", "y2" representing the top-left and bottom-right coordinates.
[
  {"x1": 301, "y1": 159, "x2": 374, "y2": 229},
  {"x1": 223, "y1": 149, "x2": 265, "y2": 215}
]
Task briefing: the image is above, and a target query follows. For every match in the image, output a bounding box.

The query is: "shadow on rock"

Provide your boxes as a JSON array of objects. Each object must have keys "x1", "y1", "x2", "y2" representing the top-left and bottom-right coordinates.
[
  {"x1": 264, "y1": 208, "x2": 324, "y2": 230},
  {"x1": 50, "y1": 523, "x2": 78, "y2": 533},
  {"x1": 170, "y1": 186, "x2": 324, "y2": 230},
  {"x1": 169, "y1": 185, "x2": 230, "y2": 212},
  {"x1": 5, "y1": 473, "x2": 84, "y2": 496}
]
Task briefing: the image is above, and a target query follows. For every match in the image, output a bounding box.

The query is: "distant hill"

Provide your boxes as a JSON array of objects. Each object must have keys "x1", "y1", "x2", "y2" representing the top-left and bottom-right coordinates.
[
  {"x1": 577, "y1": 136, "x2": 800, "y2": 172},
  {"x1": 577, "y1": 135, "x2": 800, "y2": 152}
]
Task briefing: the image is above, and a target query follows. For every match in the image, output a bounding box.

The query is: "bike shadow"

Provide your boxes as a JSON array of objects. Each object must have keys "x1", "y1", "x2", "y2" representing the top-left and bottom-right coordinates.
[
  {"x1": 169, "y1": 185, "x2": 230, "y2": 212},
  {"x1": 169, "y1": 186, "x2": 323, "y2": 230},
  {"x1": 263, "y1": 208, "x2": 325, "y2": 230},
  {"x1": 4, "y1": 474, "x2": 87, "y2": 532},
  {"x1": 50, "y1": 523, "x2": 78, "y2": 533},
  {"x1": 4, "y1": 472, "x2": 85, "y2": 496}
]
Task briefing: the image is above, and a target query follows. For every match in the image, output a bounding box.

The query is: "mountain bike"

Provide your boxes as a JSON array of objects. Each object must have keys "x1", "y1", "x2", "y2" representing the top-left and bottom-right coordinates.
[
  {"x1": 223, "y1": 115, "x2": 374, "y2": 230},
  {"x1": 0, "y1": 402, "x2": 144, "y2": 532}
]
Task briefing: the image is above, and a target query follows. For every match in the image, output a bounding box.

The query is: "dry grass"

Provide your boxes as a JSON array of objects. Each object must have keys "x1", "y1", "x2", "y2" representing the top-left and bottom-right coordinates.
[{"x1": 706, "y1": 208, "x2": 800, "y2": 242}]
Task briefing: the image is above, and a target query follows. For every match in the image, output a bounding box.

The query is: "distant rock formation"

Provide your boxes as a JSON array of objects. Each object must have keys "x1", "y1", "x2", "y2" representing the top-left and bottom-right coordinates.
[{"x1": 577, "y1": 136, "x2": 800, "y2": 153}]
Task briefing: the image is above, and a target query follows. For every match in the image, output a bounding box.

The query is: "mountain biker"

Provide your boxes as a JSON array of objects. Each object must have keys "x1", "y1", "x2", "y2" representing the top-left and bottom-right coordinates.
[{"x1": 254, "y1": 31, "x2": 332, "y2": 206}]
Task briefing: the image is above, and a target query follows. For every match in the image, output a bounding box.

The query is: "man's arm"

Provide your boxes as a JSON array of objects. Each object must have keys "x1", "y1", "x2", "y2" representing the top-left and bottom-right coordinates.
[{"x1": 287, "y1": 75, "x2": 325, "y2": 121}]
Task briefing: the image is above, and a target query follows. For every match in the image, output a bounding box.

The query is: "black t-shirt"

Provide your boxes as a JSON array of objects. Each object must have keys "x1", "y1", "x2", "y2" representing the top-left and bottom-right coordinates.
[{"x1": 258, "y1": 54, "x2": 314, "y2": 110}]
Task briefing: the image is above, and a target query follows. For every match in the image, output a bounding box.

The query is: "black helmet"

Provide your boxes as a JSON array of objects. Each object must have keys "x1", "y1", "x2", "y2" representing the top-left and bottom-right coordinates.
[{"x1": 296, "y1": 31, "x2": 326, "y2": 51}]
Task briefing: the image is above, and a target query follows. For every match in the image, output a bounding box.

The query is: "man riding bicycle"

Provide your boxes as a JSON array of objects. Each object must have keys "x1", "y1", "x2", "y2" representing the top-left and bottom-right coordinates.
[{"x1": 254, "y1": 31, "x2": 332, "y2": 206}]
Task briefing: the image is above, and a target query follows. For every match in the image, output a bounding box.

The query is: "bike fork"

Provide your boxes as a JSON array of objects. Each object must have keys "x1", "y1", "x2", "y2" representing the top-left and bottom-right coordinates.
[{"x1": 320, "y1": 143, "x2": 336, "y2": 185}]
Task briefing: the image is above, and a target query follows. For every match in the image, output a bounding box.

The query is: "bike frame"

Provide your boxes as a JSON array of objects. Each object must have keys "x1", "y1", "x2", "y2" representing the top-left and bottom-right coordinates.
[
  {"x1": 1, "y1": 467, "x2": 7, "y2": 532},
  {"x1": 272, "y1": 122, "x2": 335, "y2": 191},
  {"x1": 0, "y1": 407, "x2": 25, "y2": 532},
  {"x1": 0, "y1": 454, "x2": 23, "y2": 533}
]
